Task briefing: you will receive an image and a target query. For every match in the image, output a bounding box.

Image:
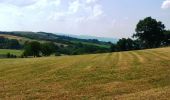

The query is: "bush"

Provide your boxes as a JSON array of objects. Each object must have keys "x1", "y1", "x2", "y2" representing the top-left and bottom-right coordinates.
[{"x1": 6, "y1": 53, "x2": 17, "y2": 58}]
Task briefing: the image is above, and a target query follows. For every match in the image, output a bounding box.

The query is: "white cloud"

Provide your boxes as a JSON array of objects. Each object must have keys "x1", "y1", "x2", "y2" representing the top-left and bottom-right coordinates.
[
  {"x1": 161, "y1": 0, "x2": 170, "y2": 9},
  {"x1": 26, "y1": 0, "x2": 61, "y2": 10},
  {"x1": 68, "y1": 0, "x2": 81, "y2": 14},
  {"x1": 86, "y1": 0, "x2": 98, "y2": 4},
  {"x1": 0, "y1": 0, "x2": 37, "y2": 7},
  {"x1": 0, "y1": 0, "x2": 108, "y2": 37},
  {"x1": 93, "y1": 4, "x2": 103, "y2": 17}
]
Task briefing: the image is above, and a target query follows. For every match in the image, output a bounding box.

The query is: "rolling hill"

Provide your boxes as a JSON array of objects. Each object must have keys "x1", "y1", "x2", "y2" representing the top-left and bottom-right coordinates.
[
  {"x1": 0, "y1": 31, "x2": 111, "y2": 48},
  {"x1": 0, "y1": 47, "x2": 170, "y2": 99},
  {"x1": 0, "y1": 31, "x2": 112, "y2": 55}
]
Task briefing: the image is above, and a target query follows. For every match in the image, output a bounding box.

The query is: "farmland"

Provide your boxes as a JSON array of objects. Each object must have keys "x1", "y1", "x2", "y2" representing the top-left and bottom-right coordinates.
[
  {"x1": 0, "y1": 49, "x2": 23, "y2": 56},
  {"x1": 0, "y1": 47, "x2": 170, "y2": 99}
]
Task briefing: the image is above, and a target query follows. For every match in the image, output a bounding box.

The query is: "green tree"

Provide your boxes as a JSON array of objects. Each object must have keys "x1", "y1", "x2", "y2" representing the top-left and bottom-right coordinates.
[
  {"x1": 163, "y1": 30, "x2": 170, "y2": 46},
  {"x1": 133, "y1": 17, "x2": 165, "y2": 48},
  {"x1": 110, "y1": 43, "x2": 117, "y2": 52},
  {"x1": 41, "y1": 42, "x2": 56, "y2": 56},
  {"x1": 23, "y1": 41, "x2": 41, "y2": 57},
  {"x1": 116, "y1": 38, "x2": 134, "y2": 51},
  {"x1": 8, "y1": 39, "x2": 21, "y2": 49}
]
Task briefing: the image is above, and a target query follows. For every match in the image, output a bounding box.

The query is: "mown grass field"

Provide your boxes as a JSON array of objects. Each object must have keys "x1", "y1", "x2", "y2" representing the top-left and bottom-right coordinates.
[
  {"x1": 0, "y1": 47, "x2": 170, "y2": 99},
  {"x1": 0, "y1": 49, "x2": 23, "y2": 56}
]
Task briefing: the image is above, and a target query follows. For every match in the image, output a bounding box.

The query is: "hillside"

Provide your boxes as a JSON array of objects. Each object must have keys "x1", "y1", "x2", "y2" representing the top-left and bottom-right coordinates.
[
  {"x1": 0, "y1": 31, "x2": 111, "y2": 48},
  {"x1": 0, "y1": 47, "x2": 170, "y2": 99},
  {"x1": 0, "y1": 49, "x2": 23, "y2": 56},
  {"x1": 0, "y1": 31, "x2": 112, "y2": 56}
]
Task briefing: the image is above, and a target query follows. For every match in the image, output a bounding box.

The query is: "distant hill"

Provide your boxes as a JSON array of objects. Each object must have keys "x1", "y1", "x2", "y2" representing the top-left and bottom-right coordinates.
[
  {"x1": 0, "y1": 31, "x2": 112, "y2": 55},
  {"x1": 0, "y1": 31, "x2": 112, "y2": 47},
  {"x1": 55, "y1": 33, "x2": 118, "y2": 43}
]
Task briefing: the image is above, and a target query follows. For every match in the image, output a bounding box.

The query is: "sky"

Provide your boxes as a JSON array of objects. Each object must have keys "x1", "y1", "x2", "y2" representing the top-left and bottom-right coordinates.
[{"x1": 0, "y1": 0, "x2": 170, "y2": 38}]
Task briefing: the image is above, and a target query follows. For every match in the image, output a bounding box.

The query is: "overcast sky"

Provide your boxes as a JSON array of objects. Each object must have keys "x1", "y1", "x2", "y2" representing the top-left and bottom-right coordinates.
[{"x1": 0, "y1": 0, "x2": 170, "y2": 38}]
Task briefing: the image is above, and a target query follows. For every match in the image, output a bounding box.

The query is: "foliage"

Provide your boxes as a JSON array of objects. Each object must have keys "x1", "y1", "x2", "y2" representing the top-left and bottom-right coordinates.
[
  {"x1": 110, "y1": 17, "x2": 170, "y2": 52},
  {"x1": 23, "y1": 41, "x2": 41, "y2": 57},
  {"x1": 0, "y1": 36, "x2": 21, "y2": 49},
  {"x1": 133, "y1": 17, "x2": 165, "y2": 48},
  {"x1": 163, "y1": 30, "x2": 170, "y2": 46},
  {"x1": 116, "y1": 38, "x2": 135, "y2": 51},
  {"x1": 6, "y1": 53, "x2": 17, "y2": 58},
  {"x1": 58, "y1": 42, "x2": 108, "y2": 55},
  {"x1": 41, "y1": 42, "x2": 57, "y2": 56},
  {"x1": 110, "y1": 43, "x2": 117, "y2": 52}
]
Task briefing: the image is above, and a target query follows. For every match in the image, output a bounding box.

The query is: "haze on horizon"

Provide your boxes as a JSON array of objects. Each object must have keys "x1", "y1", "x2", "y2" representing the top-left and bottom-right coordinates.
[{"x1": 0, "y1": 0, "x2": 170, "y2": 38}]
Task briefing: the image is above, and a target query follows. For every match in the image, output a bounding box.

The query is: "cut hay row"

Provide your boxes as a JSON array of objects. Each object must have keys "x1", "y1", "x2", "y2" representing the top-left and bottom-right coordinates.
[{"x1": 0, "y1": 47, "x2": 170, "y2": 99}]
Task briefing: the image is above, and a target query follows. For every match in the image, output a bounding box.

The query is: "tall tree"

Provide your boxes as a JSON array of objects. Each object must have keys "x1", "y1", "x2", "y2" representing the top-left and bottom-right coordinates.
[
  {"x1": 23, "y1": 41, "x2": 41, "y2": 57},
  {"x1": 133, "y1": 17, "x2": 165, "y2": 48},
  {"x1": 41, "y1": 42, "x2": 56, "y2": 56}
]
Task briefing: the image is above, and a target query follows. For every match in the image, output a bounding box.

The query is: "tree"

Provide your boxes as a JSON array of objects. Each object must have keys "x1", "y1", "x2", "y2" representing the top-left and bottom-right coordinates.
[
  {"x1": 0, "y1": 37, "x2": 21, "y2": 49},
  {"x1": 116, "y1": 38, "x2": 135, "y2": 51},
  {"x1": 133, "y1": 17, "x2": 165, "y2": 48},
  {"x1": 41, "y1": 42, "x2": 56, "y2": 56},
  {"x1": 8, "y1": 39, "x2": 21, "y2": 49},
  {"x1": 6, "y1": 53, "x2": 17, "y2": 58},
  {"x1": 163, "y1": 30, "x2": 170, "y2": 46},
  {"x1": 23, "y1": 41, "x2": 41, "y2": 57},
  {"x1": 110, "y1": 43, "x2": 117, "y2": 52}
]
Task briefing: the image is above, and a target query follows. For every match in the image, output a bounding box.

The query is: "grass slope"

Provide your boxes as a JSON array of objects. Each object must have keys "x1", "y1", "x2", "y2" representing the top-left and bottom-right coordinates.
[
  {"x1": 0, "y1": 49, "x2": 23, "y2": 56},
  {"x1": 0, "y1": 34, "x2": 49, "y2": 44},
  {"x1": 0, "y1": 47, "x2": 170, "y2": 99}
]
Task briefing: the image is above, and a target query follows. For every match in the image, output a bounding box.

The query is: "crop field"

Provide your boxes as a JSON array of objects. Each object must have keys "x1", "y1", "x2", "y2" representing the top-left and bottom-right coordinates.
[
  {"x1": 0, "y1": 47, "x2": 170, "y2": 99},
  {"x1": 0, "y1": 49, "x2": 23, "y2": 56}
]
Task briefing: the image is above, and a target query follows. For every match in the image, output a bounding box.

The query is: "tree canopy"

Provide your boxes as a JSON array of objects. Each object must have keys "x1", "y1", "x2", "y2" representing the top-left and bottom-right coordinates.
[
  {"x1": 23, "y1": 41, "x2": 41, "y2": 57},
  {"x1": 133, "y1": 17, "x2": 165, "y2": 48}
]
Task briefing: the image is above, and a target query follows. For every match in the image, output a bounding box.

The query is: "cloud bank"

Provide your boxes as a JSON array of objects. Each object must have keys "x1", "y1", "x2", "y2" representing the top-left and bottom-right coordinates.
[
  {"x1": 0, "y1": 0, "x2": 110, "y2": 36},
  {"x1": 162, "y1": 0, "x2": 170, "y2": 9},
  {"x1": 0, "y1": 0, "x2": 169, "y2": 38}
]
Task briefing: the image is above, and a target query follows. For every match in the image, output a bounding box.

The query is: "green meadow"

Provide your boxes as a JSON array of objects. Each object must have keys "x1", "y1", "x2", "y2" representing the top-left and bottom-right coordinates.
[{"x1": 0, "y1": 49, "x2": 23, "y2": 56}]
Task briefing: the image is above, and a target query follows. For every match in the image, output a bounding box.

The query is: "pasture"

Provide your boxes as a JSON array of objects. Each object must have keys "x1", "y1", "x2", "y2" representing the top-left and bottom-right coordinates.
[{"x1": 0, "y1": 49, "x2": 23, "y2": 56}]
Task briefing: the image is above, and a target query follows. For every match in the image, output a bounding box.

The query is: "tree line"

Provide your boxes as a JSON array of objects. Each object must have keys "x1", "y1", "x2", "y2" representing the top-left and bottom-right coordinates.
[
  {"x1": 23, "y1": 42, "x2": 57, "y2": 57},
  {"x1": 0, "y1": 36, "x2": 21, "y2": 49},
  {"x1": 111, "y1": 17, "x2": 170, "y2": 52},
  {"x1": 0, "y1": 36, "x2": 109, "y2": 58},
  {"x1": 22, "y1": 41, "x2": 109, "y2": 57}
]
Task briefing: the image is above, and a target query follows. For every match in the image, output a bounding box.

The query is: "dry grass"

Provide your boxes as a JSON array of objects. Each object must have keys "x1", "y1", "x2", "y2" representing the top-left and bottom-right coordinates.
[
  {"x1": 0, "y1": 34, "x2": 24, "y2": 40},
  {"x1": 0, "y1": 47, "x2": 170, "y2": 100}
]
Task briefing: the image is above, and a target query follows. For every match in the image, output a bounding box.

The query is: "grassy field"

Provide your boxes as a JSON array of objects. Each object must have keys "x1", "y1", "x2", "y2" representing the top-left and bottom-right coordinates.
[
  {"x1": 71, "y1": 40, "x2": 110, "y2": 48},
  {"x1": 0, "y1": 47, "x2": 170, "y2": 99},
  {"x1": 0, "y1": 49, "x2": 23, "y2": 56},
  {"x1": 0, "y1": 34, "x2": 49, "y2": 44}
]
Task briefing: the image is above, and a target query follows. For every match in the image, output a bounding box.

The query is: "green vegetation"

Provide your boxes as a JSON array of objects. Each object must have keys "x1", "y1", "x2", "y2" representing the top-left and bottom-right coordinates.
[
  {"x1": 0, "y1": 17, "x2": 170, "y2": 57},
  {"x1": 134, "y1": 17, "x2": 165, "y2": 48},
  {"x1": 23, "y1": 41, "x2": 57, "y2": 57},
  {"x1": 71, "y1": 40, "x2": 110, "y2": 48},
  {"x1": 0, "y1": 32, "x2": 111, "y2": 56},
  {"x1": 0, "y1": 49, "x2": 23, "y2": 56},
  {"x1": 111, "y1": 17, "x2": 170, "y2": 52},
  {"x1": 0, "y1": 16, "x2": 169, "y2": 99},
  {"x1": 0, "y1": 36, "x2": 21, "y2": 49},
  {"x1": 0, "y1": 47, "x2": 170, "y2": 99}
]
